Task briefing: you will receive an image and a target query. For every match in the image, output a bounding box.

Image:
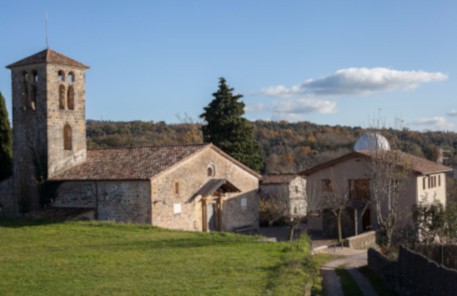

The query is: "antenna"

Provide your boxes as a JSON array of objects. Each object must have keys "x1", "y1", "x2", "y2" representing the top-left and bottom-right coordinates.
[{"x1": 45, "y1": 11, "x2": 49, "y2": 48}]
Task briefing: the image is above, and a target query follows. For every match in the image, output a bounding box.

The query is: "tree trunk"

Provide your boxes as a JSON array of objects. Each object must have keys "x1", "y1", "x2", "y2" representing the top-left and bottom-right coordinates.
[{"x1": 337, "y1": 210, "x2": 343, "y2": 245}]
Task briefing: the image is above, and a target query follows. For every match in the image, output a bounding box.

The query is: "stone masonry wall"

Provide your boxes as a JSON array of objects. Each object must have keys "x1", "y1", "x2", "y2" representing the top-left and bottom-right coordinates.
[
  {"x1": 151, "y1": 147, "x2": 259, "y2": 232},
  {"x1": 11, "y1": 65, "x2": 49, "y2": 211},
  {"x1": 46, "y1": 64, "x2": 87, "y2": 177},
  {"x1": 53, "y1": 180, "x2": 151, "y2": 224},
  {"x1": 0, "y1": 178, "x2": 14, "y2": 216}
]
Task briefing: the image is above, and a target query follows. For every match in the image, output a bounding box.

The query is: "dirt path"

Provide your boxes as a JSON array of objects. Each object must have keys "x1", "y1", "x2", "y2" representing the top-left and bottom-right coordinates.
[{"x1": 319, "y1": 247, "x2": 378, "y2": 296}]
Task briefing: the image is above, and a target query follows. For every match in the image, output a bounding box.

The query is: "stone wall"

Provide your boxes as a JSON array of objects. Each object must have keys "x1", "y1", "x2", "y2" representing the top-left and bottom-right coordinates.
[
  {"x1": 368, "y1": 246, "x2": 457, "y2": 295},
  {"x1": 10, "y1": 62, "x2": 87, "y2": 212},
  {"x1": 0, "y1": 178, "x2": 15, "y2": 216},
  {"x1": 151, "y1": 146, "x2": 259, "y2": 232},
  {"x1": 343, "y1": 231, "x2": 376, "y2": 249},
  {"x1": 53, "y1": 180, "x2": 151, "y2": 224}
]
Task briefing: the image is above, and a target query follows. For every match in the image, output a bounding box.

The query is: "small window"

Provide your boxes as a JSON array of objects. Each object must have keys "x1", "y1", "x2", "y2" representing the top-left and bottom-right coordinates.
[
  {"x1": 59, "y1": 85, "x2": 66, "y2": 110},
  {"x1": 241, "y1": 197, "x2": 247, "y2": 208},
  {"x1": 173, "y1": 203, "x2": 182, "y2": 214},
  {"x1": 295, "y1": 186, "x2": 299, "y2": 193},
  {"x1": 423, "y1": 177, "x2": 426, "y2": 190},
  {"x1": 294, "y1": 206, "x2": 298, "y2": 214},
  {"x1": 64, "y1": 124, "x2": 72, "y2": 151},
  {"x1": 438, "y1": 175, "x2": 441, "y2": 187},
  {"x1": 322, "y1": 179, "x2": 333, "y2": 192},
  {"x1": 67, "y1": 86, "x2": 75, "y2": 110},
  {"x1": 23, "y1": 71, "x2": 29, "y2": 82},
  {"x1": 174, "y1": 182, "x2": 179, "y2": 194},
  {"x1": 58, "y1": 70, "x2": 65, "y2": 82},
  {"x1": 68, "y1": 72, "x2": 75, "y2": 85}
]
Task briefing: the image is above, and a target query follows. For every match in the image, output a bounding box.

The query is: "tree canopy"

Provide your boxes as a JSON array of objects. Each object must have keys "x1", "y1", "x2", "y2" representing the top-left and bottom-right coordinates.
[
  {"x1": 200, "y1": 78, "x2": 263, "y2": 171},
  {"x1": 0, "y1": 91, "x2": 12, "y2": 181}
]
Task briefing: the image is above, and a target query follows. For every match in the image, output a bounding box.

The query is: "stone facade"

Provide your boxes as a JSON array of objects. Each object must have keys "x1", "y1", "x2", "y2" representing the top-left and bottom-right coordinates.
[
  {"x1": 8, "y1": 50, "x2": 88, "y2": 212},
  {"x1": 52, "y1": 145, "x2": 259, "y2": 231},
  {"x1": 259, "y1": 175, "x2": 307, "y2": 221},
  {"x1": 53, "y1": 180, "x2": 151, "y2": 224},
  {"x1": 0, "y1": 178, "x2": 14, "y2": 215},
  {"x1": 151, "y1": 147, "x2": 259, "y2": 231}
]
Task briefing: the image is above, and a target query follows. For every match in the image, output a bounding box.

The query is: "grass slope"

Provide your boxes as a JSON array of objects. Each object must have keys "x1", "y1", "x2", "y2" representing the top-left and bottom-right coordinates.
[{"x1": 0, "y1": 219, "x2": 322, "y2": 295}]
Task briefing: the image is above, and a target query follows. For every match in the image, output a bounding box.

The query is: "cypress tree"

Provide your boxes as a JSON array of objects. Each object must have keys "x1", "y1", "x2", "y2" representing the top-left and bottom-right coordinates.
[
  {"x1": 200, "y1": 78, "x2": 263, "y2": 171},
  {"x1": 0, "y1": 91, "x2": 12, "y2": 181}
]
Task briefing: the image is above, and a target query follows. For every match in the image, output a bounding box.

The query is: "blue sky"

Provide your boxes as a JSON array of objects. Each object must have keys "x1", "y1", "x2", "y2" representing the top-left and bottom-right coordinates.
[{"x1": 1, "y1": 1, "x2": 456, "y2": 131}]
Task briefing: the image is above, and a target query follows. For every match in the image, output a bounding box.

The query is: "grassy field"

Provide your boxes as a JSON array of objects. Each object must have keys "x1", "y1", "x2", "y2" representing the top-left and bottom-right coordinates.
[{"x1": 0, "y1": 219, "x2": 327, "y2": 295}]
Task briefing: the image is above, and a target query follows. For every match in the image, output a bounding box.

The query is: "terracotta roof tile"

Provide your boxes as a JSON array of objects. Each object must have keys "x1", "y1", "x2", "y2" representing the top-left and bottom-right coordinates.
[
  {"x1": 357, "y1": 150, "x2": 453, "y2": 174},
  {"x1": 49, "y1": 144, "x2": 208, "y2": 181},
  {"x1": 302, "y1": 150, "x2": 452, "y2": 176},
  {"x1": 7, "y1": 48, "x2": 89, "y2": 69},
  {"x1": 261, "y1": 174, "x2": 299, "y2": 184}
]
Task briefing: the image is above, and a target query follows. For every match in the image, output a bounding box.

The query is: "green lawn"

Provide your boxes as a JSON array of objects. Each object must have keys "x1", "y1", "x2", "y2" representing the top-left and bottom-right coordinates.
[{"x1": 0, "y1": 219, "x2": 324, "y2": 295}]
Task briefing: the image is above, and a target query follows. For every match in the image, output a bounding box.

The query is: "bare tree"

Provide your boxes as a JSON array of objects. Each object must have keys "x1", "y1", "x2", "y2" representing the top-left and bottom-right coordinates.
[
  {"x1": 366, "y1": 150, "x2": 410, "y2": 247},
  {"x1": 319, "y1": 177, "x2": 350, "y2": 245}
]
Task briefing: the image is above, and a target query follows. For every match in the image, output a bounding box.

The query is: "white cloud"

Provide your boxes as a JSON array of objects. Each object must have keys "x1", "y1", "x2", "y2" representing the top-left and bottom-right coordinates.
[
  {"x1": 260, "y1": 67, "x2": 447, "y2": 97},
  {"x1": 412, "y1": 116, "x2": 454, "y2": 130},
  {"x1": 446, "y1": 110, "x2": 457, "y2": 117},
  {"x1": 245, "y1": 103, "x2": 265, "y2": 113},
  {"x1": 272, "y1": 98, "x2": 337, "y2": 121}
]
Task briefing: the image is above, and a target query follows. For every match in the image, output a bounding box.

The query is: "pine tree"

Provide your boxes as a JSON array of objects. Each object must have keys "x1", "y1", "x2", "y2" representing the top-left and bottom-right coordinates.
[
  {"x1": 200, "y1": 78, "x2": 263, "y2": 171},
  {"x1": 0, "y1": 91, "x2": 13, "y2": 181}
]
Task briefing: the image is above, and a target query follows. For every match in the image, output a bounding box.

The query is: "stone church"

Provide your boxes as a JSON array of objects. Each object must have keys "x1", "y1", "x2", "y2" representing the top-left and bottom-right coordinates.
[{"x1": 0, "y1": 49, "x2": 260, "y2": 232}]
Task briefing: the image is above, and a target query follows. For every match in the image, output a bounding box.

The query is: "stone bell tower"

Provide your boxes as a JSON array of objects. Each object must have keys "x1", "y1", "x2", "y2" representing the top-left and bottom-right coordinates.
[{"x1": 7, "y1": 48, "x2": 89, "y2": 212}]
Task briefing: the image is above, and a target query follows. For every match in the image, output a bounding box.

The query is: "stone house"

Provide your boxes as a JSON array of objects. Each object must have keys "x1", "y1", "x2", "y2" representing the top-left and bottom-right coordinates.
[
  {"x1": 303, "y1": 148, "x2": 452, "y2": 237},
  {"x1": 259, "y1": 174, "x2": 307, "y2": 220},
  {"x1": 0, "y1": 48, "x2": 260, "y2": 232}
]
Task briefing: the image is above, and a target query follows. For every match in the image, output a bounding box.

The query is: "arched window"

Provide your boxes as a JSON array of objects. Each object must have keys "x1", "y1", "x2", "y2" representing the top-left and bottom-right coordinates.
[
  {"x1": 59, "y1": 85, "x2": 66, "y2": 110},
  {"x1": 67, "y1": 86, "x2": 75, "y2": 110},
  {"x1": 207, "y1": 164, "x2": 215, "y2": 177},
  {"x1": 64, "y1": 124, "x2": 72, "y2": 151},
  {"x1": 58, "y1": 70, "x2": 65, "y2": 82},
  {"x1": 30, "y1": 85, "x2": 37, "y2": 111},
  {"x1": 32, "y1": 70, "x2": 38, "y2": 83},
  {"x1": 21, "y1": 85, "x2": 28, "y2": 111},
  {"x1": 68, "y1": 72, "x2": 75, "y2": 85}
]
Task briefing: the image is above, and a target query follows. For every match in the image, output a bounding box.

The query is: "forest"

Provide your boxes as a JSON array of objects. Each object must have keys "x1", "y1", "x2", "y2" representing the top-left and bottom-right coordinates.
[{"x1": 86, "y1": 119, "x2": 457, "y2": 174}]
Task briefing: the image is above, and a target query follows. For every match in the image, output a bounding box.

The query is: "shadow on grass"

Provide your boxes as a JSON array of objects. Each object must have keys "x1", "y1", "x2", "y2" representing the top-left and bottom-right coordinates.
[{"x1": 0, "y1": 217, "x2": 66, "y2": 228}]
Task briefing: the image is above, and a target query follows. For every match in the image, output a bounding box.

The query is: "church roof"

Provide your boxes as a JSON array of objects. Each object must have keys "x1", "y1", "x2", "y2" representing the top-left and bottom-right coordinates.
[
  {"x1": 7, "y1": 48, "x2": 89, "y2": 69},
  {"x1": 49, "y1": 144, "x2": 209, "y2": 181},
  {"x1": 302, "y1": 150, "x2": 452, "y2": 176},
  {"x1": 49, "y1": 143, "x2": 260, "y2": 181}
]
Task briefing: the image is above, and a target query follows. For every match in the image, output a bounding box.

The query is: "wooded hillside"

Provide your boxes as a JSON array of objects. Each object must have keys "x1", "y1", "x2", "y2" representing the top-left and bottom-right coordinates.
[{"x1": 87, "y1": 120, "x2": 457, "y2": 173}]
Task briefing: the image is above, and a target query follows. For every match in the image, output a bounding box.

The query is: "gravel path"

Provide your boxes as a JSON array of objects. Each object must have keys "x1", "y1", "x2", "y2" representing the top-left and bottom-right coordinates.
[{"x1": 320, "y1": 248, "x2": 378, "y2": 296}]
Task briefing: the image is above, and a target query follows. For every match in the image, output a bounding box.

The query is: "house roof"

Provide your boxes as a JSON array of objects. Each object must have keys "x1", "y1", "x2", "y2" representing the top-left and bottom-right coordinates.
[
  {"x1": 261, "y1": 174, "x2": 299, "y2": 185},
  {"x1": 49, "y1": 144, "x2": 209, "y2": 181},
  {"x1": 7, "y1": 48, "x2": 89, "y2": 69},
  {"x1": 301, "y1": 150, "x2": 453, "y2": 176},
  {"x1": 49, "y1": 143, "x2": 260, "y2": 181}
]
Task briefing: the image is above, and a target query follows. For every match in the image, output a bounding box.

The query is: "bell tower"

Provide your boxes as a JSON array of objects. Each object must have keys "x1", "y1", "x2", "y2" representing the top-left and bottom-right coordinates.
[{"x1": 7, "y1": 48, "x2": 89, "y2": 211}]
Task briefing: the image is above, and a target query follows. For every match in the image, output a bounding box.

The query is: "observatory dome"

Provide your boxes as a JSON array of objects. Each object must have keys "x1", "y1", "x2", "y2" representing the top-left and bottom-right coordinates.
[{"x1": 353, "y1": 133, "x2": 390, "y2": 151}]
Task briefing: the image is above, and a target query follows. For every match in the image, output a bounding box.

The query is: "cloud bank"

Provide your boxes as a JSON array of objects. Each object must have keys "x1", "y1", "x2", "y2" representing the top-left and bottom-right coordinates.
[
  {"x1": 446, "y1": 110, "x2": 457, "y2": 117},
  {"x1": 412, "y1": 116, "x2": 454, "y2": 130},
  {"x1": 260, "y1": 67, "x2": 447, "y2": 97}
]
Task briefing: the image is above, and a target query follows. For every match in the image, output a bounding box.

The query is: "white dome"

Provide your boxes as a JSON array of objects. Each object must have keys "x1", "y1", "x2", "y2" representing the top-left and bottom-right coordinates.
[{"x1": 354, "y1": 133, "x2": 390, "y2": 151}]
